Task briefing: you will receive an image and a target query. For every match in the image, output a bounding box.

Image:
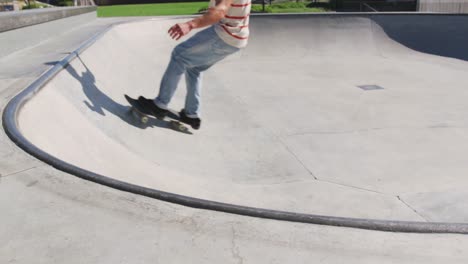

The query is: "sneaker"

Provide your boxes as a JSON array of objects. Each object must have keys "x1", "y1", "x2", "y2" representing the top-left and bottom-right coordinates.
[
  {"x1": 179, "y1": 109, "x2": 201, "y2": 130},
  {"x1": 137, "y1": 96, "x2": 168, "y2": 119}
]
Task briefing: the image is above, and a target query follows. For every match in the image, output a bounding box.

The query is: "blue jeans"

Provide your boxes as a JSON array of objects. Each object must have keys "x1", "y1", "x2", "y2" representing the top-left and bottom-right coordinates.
[{"x1": 154, "y1": 26, "x2": 240, "y2": 118}]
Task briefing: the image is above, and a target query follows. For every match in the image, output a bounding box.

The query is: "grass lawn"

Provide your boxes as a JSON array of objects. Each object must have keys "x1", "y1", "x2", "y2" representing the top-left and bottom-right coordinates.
[
  {"x1": 97, "y1": 2, "x2": 328, "y2": 17},
  {"x1": 97, "y1": 3, "x2": 209, "y2": 17},
  {"x1": 253, "y1": 2, "x2": 329, "y2": 13},
  {"x1": 263, "y1": 6, "x2": 328, "y2": 13}
]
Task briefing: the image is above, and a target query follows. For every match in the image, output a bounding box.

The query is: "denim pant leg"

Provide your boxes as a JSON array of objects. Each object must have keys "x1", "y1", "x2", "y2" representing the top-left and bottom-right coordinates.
[
  {"x1": 155, "y1": 56, "x2": 185, "y2": 109},
  {"x1": 184, "y1": 66, "x2": 203, "y2": 118},
  {"x1": 155, "y1": 26, "x2": 240, "y2": 118}
]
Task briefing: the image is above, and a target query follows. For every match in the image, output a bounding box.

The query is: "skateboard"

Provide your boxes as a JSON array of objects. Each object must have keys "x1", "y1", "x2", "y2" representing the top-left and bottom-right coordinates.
[{"x1": 125, "y1": 94, "x2": 189, "y2": 132}]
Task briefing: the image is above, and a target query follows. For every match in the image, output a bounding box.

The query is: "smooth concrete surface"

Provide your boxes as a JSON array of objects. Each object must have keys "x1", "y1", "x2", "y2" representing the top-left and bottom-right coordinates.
[
  {"x1": 0, "y1": 6, "x2": 97, "y2": 33},
  {"x1": 15, "y1": 14, "x2": 468, "y2": 222},
  {"x1": 3, "y1": 165, "x2": 468, "y2": 263},
  {"x1": 0, "y1": 13, "x2": 138, "y2": 178},
  {"x1": 0, "y1": 12, "x2": 104, "y2": 179},
  {"x1": 2, "y1": 13, "x2": 468, "y2": 263},
  {"x1": 0, "y1": 11, "x2": 97, "y2": 58}
]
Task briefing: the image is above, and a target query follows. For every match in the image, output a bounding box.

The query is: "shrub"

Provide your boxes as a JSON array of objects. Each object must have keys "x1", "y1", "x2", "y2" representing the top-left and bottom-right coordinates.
[
  {"x1": 22, "y1": 2, "x2": 44, "y2": 9},
  {"x1": 58, "y1": 0, "x2": 74, "y2": 6},
  {"x1": 273, "y1": 2, "x2": 307, "y2": 9},
  {"x1": 47, "y1": 0, "x2": 74, "y2": 6},
  {"x1": 251, "y1": 4, "x2": 273, "y2": 13}
]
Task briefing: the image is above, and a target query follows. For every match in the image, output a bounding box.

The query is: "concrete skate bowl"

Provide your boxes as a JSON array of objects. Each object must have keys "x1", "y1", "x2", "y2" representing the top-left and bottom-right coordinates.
[{"x1": 5, "y1": 14, "x2": 468, "y2": 233}]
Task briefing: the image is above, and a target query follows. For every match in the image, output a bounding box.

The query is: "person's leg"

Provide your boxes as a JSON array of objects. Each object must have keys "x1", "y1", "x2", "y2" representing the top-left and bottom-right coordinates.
[
  {"x1": 154, "y1": 27, "x2": 217, "y2": 110},
  {"x1": 182, "y1": 36, "x2": 240, "y2": 118},
  {"x1": 183, "y1": 66, "x2": 205, "y2": 118},
  {"x1": 154, "y1": 26, "x2": 240, "y2": 120},
  {"x1": 153, "y1": 57, "x2": 185, "y2": 110}
]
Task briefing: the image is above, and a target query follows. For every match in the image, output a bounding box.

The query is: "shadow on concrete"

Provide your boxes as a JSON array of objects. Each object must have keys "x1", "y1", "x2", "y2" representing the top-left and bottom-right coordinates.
[
  {"x1": 372, "y1": 15, "x2": 468, "y2": 62},
  {"x1": 44, "y1": 59, "x2": 192, "y2": 134}
]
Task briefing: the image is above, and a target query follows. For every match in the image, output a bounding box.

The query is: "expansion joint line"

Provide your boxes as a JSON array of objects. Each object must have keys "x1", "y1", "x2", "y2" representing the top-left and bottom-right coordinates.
[
  {"x1": 0, "y1": 165, "x2": 45, "y2": 179},
  {"x1": 397, "y1": 195, "x2": 428, "y2": 222},
  {"x1": 231, "y1": 94, "x2": 319, "y2": 180},
  {"x1": 315, "y1": 178, "x2": 386, "y2": 195},
  {"x1": 278, "y1": 136, "x2": 319, "y2": 180}
]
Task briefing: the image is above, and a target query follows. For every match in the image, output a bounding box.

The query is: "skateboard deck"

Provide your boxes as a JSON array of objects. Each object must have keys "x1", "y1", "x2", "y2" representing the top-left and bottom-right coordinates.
[{"x1": 125, "y1": 94, "x2": 189, "y2": 132}]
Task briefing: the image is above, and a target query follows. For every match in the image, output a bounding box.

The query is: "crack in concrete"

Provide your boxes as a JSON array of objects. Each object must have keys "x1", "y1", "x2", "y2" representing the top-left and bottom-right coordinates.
[
  {"x1": 286, "y1": 125, "x2": 468, "y2": 137},
  {"x1": 231, "y1": 226, "x2": 244, "y2": 264},
  {"x1": 316, "y1": 178, "x2": 387, "y2": 195},
  {"x1": 1, "y1": 165, "x2": 45, "y2": 179},
  {"x1": 232, "y1": 94, "x2": 320, "y2": 182},
  {"x1": 278, "y1": 135, "x2": 388, "y2": 195},
  {"x1": 279, "y1": 138, "x2": 318, "y2": 180},
  {"x1": 397, "y1": 195, "x2": 428, "y2": 222}
]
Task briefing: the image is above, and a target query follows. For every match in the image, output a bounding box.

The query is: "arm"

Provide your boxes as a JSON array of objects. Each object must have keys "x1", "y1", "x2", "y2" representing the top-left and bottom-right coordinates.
[{"x1": 168, "y1": 0, "x2": 232, "y2": 41}]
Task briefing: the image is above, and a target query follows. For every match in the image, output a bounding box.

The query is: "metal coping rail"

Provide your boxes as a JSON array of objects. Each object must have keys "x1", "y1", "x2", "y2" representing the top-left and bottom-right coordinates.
[{"x1": 3, "y1": 14, "x2": 468, "y2": 235}]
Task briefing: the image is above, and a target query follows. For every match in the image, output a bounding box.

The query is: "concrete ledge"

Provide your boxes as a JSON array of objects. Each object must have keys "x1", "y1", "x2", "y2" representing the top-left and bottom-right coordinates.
[{"x1": 0, "y1": 6, "x2": 97, "y2": 33}]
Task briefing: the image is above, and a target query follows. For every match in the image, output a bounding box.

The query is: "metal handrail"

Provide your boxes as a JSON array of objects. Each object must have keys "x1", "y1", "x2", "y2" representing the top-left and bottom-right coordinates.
[{"x1": 361, "y1": 2, "x2": 379, "y2": 12}]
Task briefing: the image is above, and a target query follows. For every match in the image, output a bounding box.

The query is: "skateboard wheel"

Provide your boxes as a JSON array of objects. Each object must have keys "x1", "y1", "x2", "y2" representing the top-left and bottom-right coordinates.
[
  {"x1": 170, "y1": 121, "x2": 186, "y2": 132},
  {"x1": 131, "y1": 107, "x2": 149, "y2": 124}
]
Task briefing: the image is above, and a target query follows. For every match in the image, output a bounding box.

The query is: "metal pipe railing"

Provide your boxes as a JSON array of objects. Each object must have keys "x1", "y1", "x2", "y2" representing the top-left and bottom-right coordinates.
[{"x1": 360, "y1": 2, "x2": 378, "y2": 12}]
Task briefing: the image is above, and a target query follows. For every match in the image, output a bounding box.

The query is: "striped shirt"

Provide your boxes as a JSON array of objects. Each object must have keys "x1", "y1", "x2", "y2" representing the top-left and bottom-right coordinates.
[{"x1": 209, "y1": 0, "x2": 251, "y2": 48}]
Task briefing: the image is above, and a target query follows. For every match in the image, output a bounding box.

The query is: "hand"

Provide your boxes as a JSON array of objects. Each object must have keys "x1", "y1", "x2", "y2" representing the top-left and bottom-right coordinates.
[{"x1": 168, "y1": 22, "x2": 194, "y2": 41}]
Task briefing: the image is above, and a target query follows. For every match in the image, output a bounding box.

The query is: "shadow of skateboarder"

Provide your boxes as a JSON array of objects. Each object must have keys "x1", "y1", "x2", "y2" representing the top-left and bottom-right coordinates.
[{"x1": 45, "y1": 55, "x2": 192, "y2": 134}]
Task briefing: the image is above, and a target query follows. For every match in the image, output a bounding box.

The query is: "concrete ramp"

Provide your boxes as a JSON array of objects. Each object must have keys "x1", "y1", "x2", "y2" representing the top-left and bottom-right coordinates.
[{"x1": 10, "y1": 14, "x2": 468, "y2": 229}]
